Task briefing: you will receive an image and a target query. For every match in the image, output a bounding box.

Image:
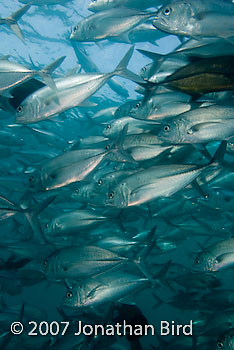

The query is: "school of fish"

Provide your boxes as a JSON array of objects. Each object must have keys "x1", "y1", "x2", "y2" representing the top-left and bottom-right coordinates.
[{"x1": 0, "y1": 0, "x2": 234, "y2": 349}]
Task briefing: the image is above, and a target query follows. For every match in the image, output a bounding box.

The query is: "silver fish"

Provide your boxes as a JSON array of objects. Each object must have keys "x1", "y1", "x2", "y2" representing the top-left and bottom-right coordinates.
[
  {"x1": 43, "y1": 245, "x2": 128, "y2": 281},
  {"x1": 63, "y1": 270, "x2": 151, "y2": 308},
  {"x1": 45, "y1": 209, "x2": 108, "y2": 237},
  {"x1": 70, "y1": 8, "x2": 158, "y2": 42},
  {"x1": 153, "y1": 0, "x2": 234, "y2": 40},
  {"x1": 193, "y1": 238, "x2": 234, "y2": 272},
  {"x1": 15, "y1": 47, "x2": 143, "y2": 123},
  {"x1": 105, "y1": 162, "x2": 211, "y2": 208},
  {"x1": 158, "y1": 104, "x2": 234, "y2": 144}
]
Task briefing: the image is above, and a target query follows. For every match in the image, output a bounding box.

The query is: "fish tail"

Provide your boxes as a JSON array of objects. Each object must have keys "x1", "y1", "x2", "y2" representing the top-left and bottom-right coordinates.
[
  {"x1": 113, "y1": 46, "x2": 145, "y2": 84},
  {"x1": 132, "y1": 238, "x2": 156, "y2": 283},
  {"x1": 0, "y1": 195, "x2": 23, "y2": 216},
  {"x1": 107, "y1": 124, "x2": 137, "y2": 163},
  {"x1": 152, "y1": 260, "x2": 174, "y2": 290},
  {"x1": 23, "y1": 194, "x2": 56, "y2": 243},
  {"x1": 3, "y1": 3, "x2": 32, "y2": 41},
  {"x1": 32, "y1": 195, "x2": 57, "y2": 215},
  {"x1": 210, "y1": 140, "x2": 227, "y2": 164},
  {"x1": 38, "y1": 56, "x2": 66, "y2": 91}
]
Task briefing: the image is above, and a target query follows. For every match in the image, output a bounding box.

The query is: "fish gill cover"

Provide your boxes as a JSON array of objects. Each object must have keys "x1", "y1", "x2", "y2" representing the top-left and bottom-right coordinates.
[{"x1": 0, "y1": 0, "x2": 233, "y2": 349}]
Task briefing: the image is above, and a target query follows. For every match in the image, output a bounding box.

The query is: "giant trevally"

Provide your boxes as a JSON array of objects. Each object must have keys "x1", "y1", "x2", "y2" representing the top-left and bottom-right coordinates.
[
  {"x1": 158, "y1": 104, "x2": 234, "y2": 144},
  {"x1": 63, "y1": 270, "x2": 155, "y2": 308},
  {"x1": 129, "y1": 91, "x2": 191, "y2": 120},
  {"x1": 153, "y1": 0, "x2": 234, "y2": 40},
  {"x1": 105, "y1": 163, "x2": 208, "y2": 208},
  {"x1": 105, "y1": 142, "x2": 226, "y2": 208},
  {"x1": 43, "y1": 245, "x2": 129, "y2": 281},
  {"x1": 160, "y1": 56, "x2": 234, "y2": 95},
  {"x1": 70, "y1": 8, "x2": 159, "y2": 42},
  {"x1": 193, "y1": 238, "x2": 234, "y2": 272},
  {"x1": 103, "y1": 116, "x2": 160, "y2": 138},
  {"x1": 27, "y1": 137, "x2": 129, "y2": 191},
  {"x1": 15, "y1": 47, "x2": 144, "y2": 124},
  {"x1": 44, "y1": 209, "x2": 109, "y2": 237}
]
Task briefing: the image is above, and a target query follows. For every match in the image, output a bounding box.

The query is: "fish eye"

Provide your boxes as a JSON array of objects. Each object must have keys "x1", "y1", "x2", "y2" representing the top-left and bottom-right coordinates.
[
  {"x1": 29, "y1": 176, "x2": 34, "y2": 182},
  {"x1": 217, "y1": 342, "x2": 224, "y2": 349},
  {"x1": 164, "y1": 125, "x2": 170, "y2": 132},
  {"x1": 194, "y1": 258, "x2": 200, "y2": 264},
  {"x1": 45, "y1": 223, "x2": 49, "y2": 228},
  {"x1": 98, "y1": 179, "x2": 103, "y2": 186},
  {"x1": 17, "y1": 105, "x2": 23, "y2": 113},
  {"x1": 73, "y1": 25, "x2": 79, "y2": 32},
  {"x1": 105, "y1": 144, "x2": 111, "y2": 150},
  {"x1": 135, "y1": 103, "x2": 141, "y2": 108},
  {"x1": 204, "y1": 194, "x2": 208, "y2": 199},
  {"x1": 142, "y1": 67, "x2": 146, "y2": 72},
  {"x1": 108, "y1": 191, "x2": 115, "y2": 199},
  {"x1": 43, "y1": 260, "x2": 48, "y2": 268},
  {"x1": 75, "y1": 189, "x2": 80, "y2": 193},
  {"x1": 106, "y1": 125, "x2": 111, "y2": 130},
  {"x1": 66, "y1": 290, "x2": 73, "y2": 299},
  {"x1": 163, "y1": 6, "x2": 171, "y2": 16}
]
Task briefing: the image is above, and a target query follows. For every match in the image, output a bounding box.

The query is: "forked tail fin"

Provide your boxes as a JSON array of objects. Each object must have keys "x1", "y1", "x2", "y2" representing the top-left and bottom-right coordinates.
[
  {"x1": 113, "y1": 46, "x2": 146, "y2": 85},
  {"x1": 0, "y1": 3, "x2": 32, "y2": 41}
]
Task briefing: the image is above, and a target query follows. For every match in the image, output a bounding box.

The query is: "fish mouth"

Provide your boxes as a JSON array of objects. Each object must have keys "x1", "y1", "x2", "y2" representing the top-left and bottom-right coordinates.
[{"x1": 153, "y1": 16, "x2": 168, "y2": 27}]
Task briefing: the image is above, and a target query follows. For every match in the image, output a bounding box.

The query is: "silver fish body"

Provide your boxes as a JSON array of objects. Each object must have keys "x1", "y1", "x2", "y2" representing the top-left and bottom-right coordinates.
[
  {"x1": 158, "y1": 105, "x2": 234, "y2": 144},
  {"x1": 45, "y1": 209, "x2": 108, "y2": 237},
  {"x1": 106, "y1": 163, "x2": 208, "y2": 208},
  {"x1": 70, "y1": 8, "x2": 158, "y2": 42},
  {"x1": 43, "y1": 245, "x2": 128, "y2": 280},
  {"x1": 193, "y1": 238, "x2": 234, "y2": 272},
  {"x1": 153, "y1": 0, "x2": 234, "y2": 39},
  {"x1": 63, "y1": 271, "x2": 149, "y2": 308}
]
